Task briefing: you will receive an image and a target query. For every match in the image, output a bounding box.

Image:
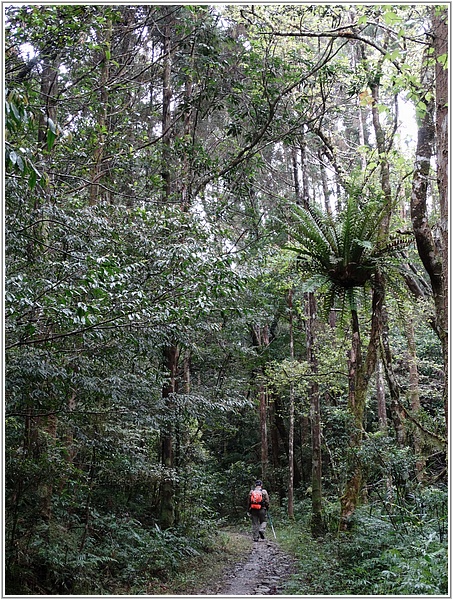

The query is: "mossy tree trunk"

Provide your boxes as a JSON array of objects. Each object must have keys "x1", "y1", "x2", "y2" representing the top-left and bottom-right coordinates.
[
  {"x1": 432, "y1": 6, "x2": 448, "y2": 436},
  {"x1": 340, "y1": 278, "x2": 385, "y2": 530}
]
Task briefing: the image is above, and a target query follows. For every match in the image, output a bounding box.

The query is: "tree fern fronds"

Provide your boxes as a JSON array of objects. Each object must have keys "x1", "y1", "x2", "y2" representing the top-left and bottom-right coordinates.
[
  {"x1": 372, "y1": 234, "x2": 414, "y2": 258},
  {"x1": 306, "y1": 203, "x2": 339, "y2": 253},
  {"x1": 336, "y1": 287, "x2": 352, "y2": 330},
  {"x1": 290, "y1": 211, "x2": 329, "y2": 253},
  {"x1": 291, "y1": 206, "x2": 331, "y2": 251},
  {"x1": 385, "y1": 269, "x2": 413, "y2": 323},
  {"x1": 286, "y1": 194, "x2": 410, "y2": 326}
]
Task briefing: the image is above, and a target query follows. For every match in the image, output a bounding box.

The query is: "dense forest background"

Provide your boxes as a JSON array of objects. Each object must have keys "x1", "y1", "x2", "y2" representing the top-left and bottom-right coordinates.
[{"x1": 4, "y1": 4, "x2": 448, "y2": 596}]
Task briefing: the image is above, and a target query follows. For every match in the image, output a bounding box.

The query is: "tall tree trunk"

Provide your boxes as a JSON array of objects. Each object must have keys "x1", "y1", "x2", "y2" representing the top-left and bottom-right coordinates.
[
  {"x1": 340, "y1": 308, "x2": 362, "y2": 529},
  {"x1": 291, "y1": 146, "x2": 301, "y2": 204},
  {"x1": 380, "y1": 307, "x2": 406, "y2": 446},
  {"x1": 269, "y1": 391, "x2": 302, "y2": 487},
  {"x1": 318, "y1": 150, "x2": 332, "y2": 216},
  {"x1": 369, "y1": 60, "x2": 392, "y2": 239},
  {"x1": 251, "y1": 324, "x2": 271, "y2": 479},
  {"x1": 269, "y1": 392, "x2": 281, "y2": 471},
  {"x1": 352, "y1": 43, "x2": 369, "y2": 170},
  {"x1": 306, "y1": 291, "x2": 324, "y2": 536},
  {"x1": 405, "y1": 317, "x2": 424, "y2": 480},
  {"x1": 259, "y1": 388, "x2": 269, "y2": 479},
  {"x1": 161, "y1": 7, "x2": 173, "y2": 201},
  {"x1": 299, "y1": 128, "x2": 310, "y2": 206},
  {"x1": 90, "y1": 19, "x2": 112, "y2": 205},
  {"x1": 287, "y1": 288, "x2": 295, "y2": 519},
  {"x1": 410, "y1": 52, "x2": 447, "y2": 433},
  {"x1": 340, "y1": 51, "x2": 391, "y2": 530},
  {"x1": 340, "y1": 278, "x2": 385, "y2": 529},
  {"x1": 160, "y1": 344, "x2": 180, "y2": 528},
  {"x1": 37, "y1": 42, "x2": 59, "y2": 152},
  {"x1": 179, "y1": 26, "x2": 196, "y2": 211},
  {"x1": 300, "y1": 126, "x2": 324, "y2": 534},
  {"x1": 40, "y1": 414, "x2": 58, "y2": 523},
  {"x1": 432, "y1": 6, "x2": 448, "y2": 436},
  {"x1": 159, "y1": 6, "x2": 178, "y2": 529}
]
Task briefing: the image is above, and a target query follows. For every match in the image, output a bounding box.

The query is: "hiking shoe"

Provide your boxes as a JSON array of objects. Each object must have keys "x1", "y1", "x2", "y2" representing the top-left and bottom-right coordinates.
[{"x1": 259, "y1": 531, "x2": 265, "y2": 539}]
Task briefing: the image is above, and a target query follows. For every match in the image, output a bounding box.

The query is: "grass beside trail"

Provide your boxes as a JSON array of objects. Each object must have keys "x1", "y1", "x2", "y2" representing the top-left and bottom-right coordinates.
[{"x1": 146, "y1": 527, "x2": 252, "y2": 595}]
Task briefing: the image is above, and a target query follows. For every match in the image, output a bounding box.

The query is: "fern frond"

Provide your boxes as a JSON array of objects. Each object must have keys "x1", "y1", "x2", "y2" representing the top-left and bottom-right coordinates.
[
  {"x1": 306, "y1": 203, "x2": 339, "y2": 253},
  {"x1": 373, "y1": 234, "x2": 414, "y2": 258}
]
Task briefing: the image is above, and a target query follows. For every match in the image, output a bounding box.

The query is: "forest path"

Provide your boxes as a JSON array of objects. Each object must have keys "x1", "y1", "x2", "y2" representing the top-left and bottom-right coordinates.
[{"x1": 200, "y1": 534, "x2": 297, "y2": 595}]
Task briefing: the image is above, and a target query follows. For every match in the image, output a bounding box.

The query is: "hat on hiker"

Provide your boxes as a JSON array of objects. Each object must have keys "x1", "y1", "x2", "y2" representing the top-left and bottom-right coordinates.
[{"x1": 255, "y1": 479, "x2": 262, "y2": 486}]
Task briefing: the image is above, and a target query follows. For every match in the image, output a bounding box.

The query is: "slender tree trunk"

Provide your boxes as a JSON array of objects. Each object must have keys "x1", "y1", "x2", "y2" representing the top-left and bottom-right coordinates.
[
  {"x1": 339, "y1": 52, "x2": 391, "y2": 529},
  {"x1": 40, "y1": 414, "x2": 58, "y2": 522},
  {"x1": 287, "y1": 288, "x2": 295, "y2": 519},
  {"x1": 305, "y1": 291, "x2": 324, "y2": 536},
  {"x1": 300, "y1": 130, "x2": 324, "y2": 533},
  {"x1": 250, "y1": 324, "x2": 270, "y2": 478},
  {"x1": 269, "y1": 391, "x2": 302, "y2": 487},
  {"x1": 369, "y1": 64, "x2": 392, "y2": 238},
  {"x1": 432, "y1": 4, "x2": 448, "y2": 310},
  {"x1": 261, "y1": 326, "x2": 270, "y2": 475},
  {"x1": 432, "y1": 6, "x2": 448, "y2": 436},
  {"x1": 161, "y1": 7, "x2": 173, "y2": 201},
  {"x1": 179, "y1": 30, "x2": 196, "y2": 211},
  {"x1": 380, "y1": 307, "x2": 406, "y2": 446},
  {"x1": 268, "y1": 392, "x2": 285, "y2": 504},
  {"x1": 37, "y1": 43, "x2": 59, "y2": 151},
  {"x1": 259, "y1": 388, "x2": 269, "y2": 479},
  {"x1": 269, "y1": 392, "x2": 281, "y2": 469},
  {"x1": 79, "y1": 446, "x2": 96, "y2": 552},
  {"x1": 340, "y1": 309, "x2": 362, "y2": 529},
  {"x1": 352, "y1": 44, "x2": 369, "y2": 170},
  {"x1": 160, "y1": 344, "x2": 180, "y2": 528},
  {"x1": 299, "y1": 128, "x2": 310, "y2": 206},
  {"x1": 318, "y1": 150, "x2": 332, "y2": 216},
  {"x1": 291, "y1": 146, "x2": 301, "y2": 204},
  {"x1": 158, "y1": 6, "x2": 179, "y2": 529},
  {"x1": 405, "y1": 317, "x2": 424, "y2": 480},
  {"x1": 410, "y1": 55, "x2": 447, "y2": 433},
  {"x1": 90, "y1": 19, "x2": 111, "y2": 205},
  {"x1": 376, "y1": 360, "x2": 387, "y2": 432}
]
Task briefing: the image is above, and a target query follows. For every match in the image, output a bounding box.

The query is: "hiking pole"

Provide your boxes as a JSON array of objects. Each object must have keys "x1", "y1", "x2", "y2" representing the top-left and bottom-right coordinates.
[{"x1": 267, "y1": 511, "x2": 277, "y2": 539}]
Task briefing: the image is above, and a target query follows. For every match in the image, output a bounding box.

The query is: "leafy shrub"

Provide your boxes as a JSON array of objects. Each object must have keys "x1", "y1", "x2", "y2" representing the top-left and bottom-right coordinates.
[
  {"x1": 377, "y1": 536, "x2": 447, "y2": 595},
  {"x1": 279, "y1": 496, "x2": 448, "y2": 596},
  {"x1": 5, "y1": 510, "x2": 212, "y2": 595}
]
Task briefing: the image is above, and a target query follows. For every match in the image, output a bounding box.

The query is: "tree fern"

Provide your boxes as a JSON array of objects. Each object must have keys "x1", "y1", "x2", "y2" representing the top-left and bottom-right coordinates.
[{"x1": 287, "y1": 196, "x2": 413, "y2": 322}]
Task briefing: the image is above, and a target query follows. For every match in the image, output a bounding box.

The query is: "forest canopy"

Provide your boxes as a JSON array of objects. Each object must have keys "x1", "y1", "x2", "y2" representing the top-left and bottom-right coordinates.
[{"x1": 4, "y1": 4, "x2": 448, "y2": 595}]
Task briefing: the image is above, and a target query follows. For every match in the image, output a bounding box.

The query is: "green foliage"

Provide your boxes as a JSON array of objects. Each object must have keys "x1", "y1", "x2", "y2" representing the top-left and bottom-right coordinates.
[
  {"x1": 4, "y1": 3, "x2": 446, "y2": 595},
  {"x1": 287, "y1": 195, "x2": 413, "y2": 321},
  {"x1": 6, "y1": 512, "x2": 212, "y2": 595},
  {"x1": 5, "y1": 89, "x2": 44, "y2": 190},
  {"x1": 278, "y1": 494, "x2": 447, "y2": 596}
]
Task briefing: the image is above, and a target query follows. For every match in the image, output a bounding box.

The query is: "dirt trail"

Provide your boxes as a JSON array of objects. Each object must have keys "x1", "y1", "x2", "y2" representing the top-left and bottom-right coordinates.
[{"x1": 202, "y1": 536, "x2": 297, "y2": 595}]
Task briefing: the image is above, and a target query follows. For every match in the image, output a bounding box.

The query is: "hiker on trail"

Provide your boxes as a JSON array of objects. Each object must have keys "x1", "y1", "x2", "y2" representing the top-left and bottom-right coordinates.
[{"x1": 247, "y1": 479, "x2": 270, "y2": 542}]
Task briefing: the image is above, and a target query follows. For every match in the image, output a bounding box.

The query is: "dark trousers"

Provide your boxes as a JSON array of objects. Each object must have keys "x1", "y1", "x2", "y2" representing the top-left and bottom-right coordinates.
[{"x1": 251, "y1": 508, "x2": 267, "y2": 541}]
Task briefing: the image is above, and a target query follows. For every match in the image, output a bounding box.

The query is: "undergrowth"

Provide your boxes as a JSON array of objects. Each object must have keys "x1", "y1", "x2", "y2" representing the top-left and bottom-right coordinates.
[
  {"x1": 277, "y1": 492, "x2": 448, "y2": 596},
  {"x1": 146, "y1": 528, "x2": 251, "y2": 595},
  {"x1": 6, "y1": 513, "x2": 219, "y2": 595}
]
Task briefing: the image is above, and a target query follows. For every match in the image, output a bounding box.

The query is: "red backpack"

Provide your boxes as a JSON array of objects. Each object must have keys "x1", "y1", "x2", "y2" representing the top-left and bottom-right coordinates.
[{"x1": 250, "y1": 489, "x2": 263, "y2": 509}]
